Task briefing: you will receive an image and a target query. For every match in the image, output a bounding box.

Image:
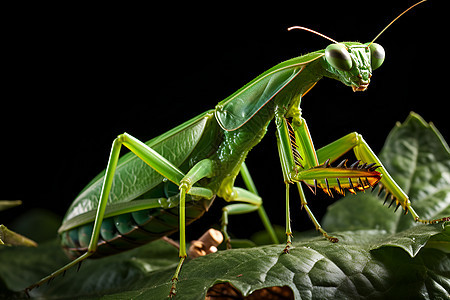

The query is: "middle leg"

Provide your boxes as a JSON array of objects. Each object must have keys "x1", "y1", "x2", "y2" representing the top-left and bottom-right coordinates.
[{"x1": 220, "y1": 186, "x2": 263, "y2": 248}]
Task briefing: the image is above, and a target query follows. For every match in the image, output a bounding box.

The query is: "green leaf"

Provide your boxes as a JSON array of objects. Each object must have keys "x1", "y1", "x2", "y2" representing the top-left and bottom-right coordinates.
[
  {"x1": 425, "y1": 224, "x2": 450, "y2": 253},
  {"x1": 1, "y1": 113, "x2": 449, "y2": 299},
  {"x1": 0, "y1": 225, "x2": 38, "y2": 247},
  {"x1": 0, "y1": 200, "x2": 22, "y2": 211},
  {"x1": 368, "y1": 223, "x2": 448, "y2": 257},
  {"x1": 4, "y1": 229, "x2": 447, "y2": 299},
  {"x1": 0, "y1": 239, "x2": 179, "y2": 298},
  {"x1": 0, "y1": 201, "x2": 39, "y2": 247}
]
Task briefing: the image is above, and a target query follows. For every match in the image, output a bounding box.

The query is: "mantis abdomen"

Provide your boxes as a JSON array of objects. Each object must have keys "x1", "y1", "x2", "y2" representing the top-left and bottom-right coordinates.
[{"x1": 60, "y1": 196, "x2": 213, "y2": 258}]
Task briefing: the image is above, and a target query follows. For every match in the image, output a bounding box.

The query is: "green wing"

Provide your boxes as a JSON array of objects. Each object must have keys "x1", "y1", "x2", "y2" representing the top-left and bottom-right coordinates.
[
  {"x1": 62, "y1": 110, "x2": 215, "y2": 226},
  {"x1": 215, "y1": 52, "x2": 324, "y2": 131}
]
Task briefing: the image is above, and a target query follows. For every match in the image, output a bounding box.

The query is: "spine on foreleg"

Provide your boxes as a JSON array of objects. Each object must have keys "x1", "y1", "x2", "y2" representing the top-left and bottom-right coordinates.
[{"x1": 301, "y1": 159, "x2": 381, "y2": 197}]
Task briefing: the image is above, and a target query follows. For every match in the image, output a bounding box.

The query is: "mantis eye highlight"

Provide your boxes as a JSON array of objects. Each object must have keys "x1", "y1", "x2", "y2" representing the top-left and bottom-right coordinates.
[
  {"x1": 369, "y1": 43, "x2": 385, "y2": 70},
  {"x1": 325, "y1": 43, "x2": 353, "y2": 71}
]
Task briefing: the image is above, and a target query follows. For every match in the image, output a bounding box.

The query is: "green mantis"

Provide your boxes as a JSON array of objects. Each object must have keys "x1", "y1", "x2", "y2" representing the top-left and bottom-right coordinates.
[{"x1": 25, "y1": 0, "x2": 449, "y2": 298}]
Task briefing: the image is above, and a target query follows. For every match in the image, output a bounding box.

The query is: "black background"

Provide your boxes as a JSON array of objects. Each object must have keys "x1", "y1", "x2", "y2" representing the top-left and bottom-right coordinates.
[{"x1": 2, "y1": 1, "x2": 446, "y2": 241}]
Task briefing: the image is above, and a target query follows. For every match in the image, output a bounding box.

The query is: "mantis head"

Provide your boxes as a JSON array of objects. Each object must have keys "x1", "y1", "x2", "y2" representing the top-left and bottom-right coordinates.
[
  {"x1": 322, "y1": 42, "x2": 385, "y2": 92},
  {"x1": 289, "y1": 0, "x2": 425, "y2": 92}
]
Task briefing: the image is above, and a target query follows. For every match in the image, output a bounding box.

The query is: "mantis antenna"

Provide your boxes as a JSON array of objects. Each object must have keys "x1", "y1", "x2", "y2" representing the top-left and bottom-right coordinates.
[
  {"x1": 289, "y1": 0, "x2": 427, "y2": 48},
  {"x1": 367, "y1": 0, "x2": 427, "y2": 48},
  {"x1": 287, "y1": 26, "x2": 339, "y2": 44}
]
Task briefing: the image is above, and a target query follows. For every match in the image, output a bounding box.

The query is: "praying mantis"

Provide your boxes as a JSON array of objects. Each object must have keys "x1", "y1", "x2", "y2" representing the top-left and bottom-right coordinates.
[{"x1": 24, "y1": 0, "x2": 449, "y2": 298}]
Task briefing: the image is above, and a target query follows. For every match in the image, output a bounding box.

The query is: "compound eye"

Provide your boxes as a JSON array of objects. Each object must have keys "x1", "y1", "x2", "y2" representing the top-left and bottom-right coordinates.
[
  {"x1": 369, "y1": 43, "x2": 385, "y2": 70},
  {"x1": 325, "y1": 43, "x2": 353, "y2": 71}
]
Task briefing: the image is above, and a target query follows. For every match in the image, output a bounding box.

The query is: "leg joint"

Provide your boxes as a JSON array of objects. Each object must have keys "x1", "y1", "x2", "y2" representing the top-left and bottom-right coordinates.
[
  {"x1": 347, "y1": 131, "x2": 362, "y2": 145},
  {"x1": 354, "y1": 132, "x2": 363, "y2": 144},
  {"x1": 179, "y1": 179, "x2": 191, "y2": 193},
  {"x1": 116, "y1": 132, "x2": 129, "y2": 143}
]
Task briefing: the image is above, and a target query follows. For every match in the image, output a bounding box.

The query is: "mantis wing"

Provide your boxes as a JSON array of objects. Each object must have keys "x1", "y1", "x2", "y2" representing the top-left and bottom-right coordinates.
[
  {"x1": 215, "y1": 52, "x2": 324, "y2": 131},
  {"x1": 62, "y1": 110, "x2": 216, "y2": 228}
]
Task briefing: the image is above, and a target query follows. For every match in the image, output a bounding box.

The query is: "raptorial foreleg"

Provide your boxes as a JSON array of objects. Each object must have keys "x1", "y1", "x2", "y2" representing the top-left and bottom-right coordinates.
[{"x1": 316, "y1": 132, "x2": 450, "y2": 223}]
